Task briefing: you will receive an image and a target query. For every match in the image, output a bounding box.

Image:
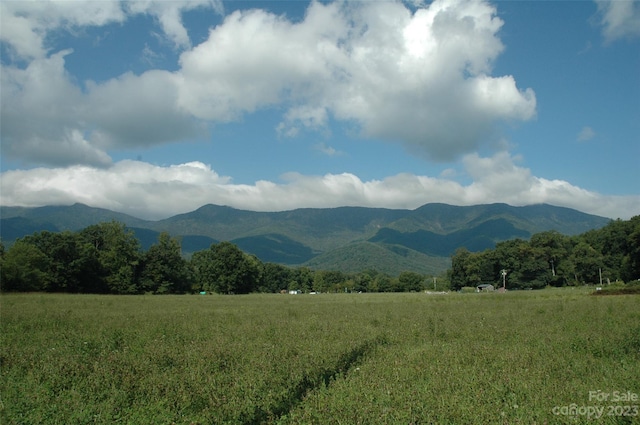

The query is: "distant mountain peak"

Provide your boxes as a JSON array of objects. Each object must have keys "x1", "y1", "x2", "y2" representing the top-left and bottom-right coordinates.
[{"x1": 1, "y1": 202, "x2": 610, "y2": 275}]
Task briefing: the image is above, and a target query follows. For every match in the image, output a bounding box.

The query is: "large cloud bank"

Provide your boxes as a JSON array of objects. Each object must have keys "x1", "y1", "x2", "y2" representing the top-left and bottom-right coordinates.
[
  {"x1": 2, "y1": 153, "x2": 637, "y2": 220},
  {"x1": 1, "y1": 0, "x2": 535, "y2": 166},
  {"x1": 1, "y1": 0, "x2": 637, "y2": 221}
]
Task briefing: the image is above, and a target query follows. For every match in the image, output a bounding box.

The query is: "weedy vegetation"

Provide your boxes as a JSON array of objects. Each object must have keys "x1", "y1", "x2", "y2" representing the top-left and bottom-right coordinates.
[{"x1": 1, "y1": 289, "x2": 639, "y2": 424}]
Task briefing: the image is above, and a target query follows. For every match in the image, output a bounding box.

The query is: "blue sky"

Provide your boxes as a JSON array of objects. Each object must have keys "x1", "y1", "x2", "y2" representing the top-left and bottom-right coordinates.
[{"x1": 1, "y1": 0, "x2": 638, "y2": 220}]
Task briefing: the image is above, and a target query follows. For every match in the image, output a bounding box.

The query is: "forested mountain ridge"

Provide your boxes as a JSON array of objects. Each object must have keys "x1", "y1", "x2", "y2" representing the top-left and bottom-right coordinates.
[
  {"x1": 152, "y1": 204, "x2": 408, "y2": 251},
  {"x1": 1, "y1": 213, "x2": 637, "y2": 294},
  {"x1": 0, "y1": 204, "x2": 150, "y2": 231},
  {"x1": 1, "y1": 202, "x2": 611, "y2": 275}
]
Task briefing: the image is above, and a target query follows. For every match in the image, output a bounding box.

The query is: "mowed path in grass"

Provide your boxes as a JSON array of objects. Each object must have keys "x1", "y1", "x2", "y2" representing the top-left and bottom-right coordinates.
[{"x1": 1, "y1": 290, "x2": 638, "y2": 424}]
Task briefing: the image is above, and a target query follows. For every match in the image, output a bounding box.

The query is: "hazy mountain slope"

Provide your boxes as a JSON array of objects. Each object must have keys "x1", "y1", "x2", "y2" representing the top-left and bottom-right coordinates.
[
  {"x1": 231, "y1": 234, "x2": 317, "y2": 264},
  {"x1": 386, "y1": 203, "x2": 609, "y2": 235},
  {"x1": 0, "y1": 202, "x2": 610, "y2": 275},
  {"x1": 180, "y1": 235, "x2": 218, "y2": 254},
  {"x1": 370, "y1": 218, "x2": 531, "y2": 256},
  {"x1": 0, "y1": 217, "x2": 60, "y2": 241},
  {"x1": 151, "y1": 204, "x2": 407, "y2": 251},
  {"x1": 0, "y1": 204, "x2": 150, "y2": 230},
  {"x1": 303, "y1": 242, "x2": 451, "y2": 276}
]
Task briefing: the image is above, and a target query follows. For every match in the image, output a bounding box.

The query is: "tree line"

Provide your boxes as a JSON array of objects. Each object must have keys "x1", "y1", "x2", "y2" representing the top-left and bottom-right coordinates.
[
  {"x1": 0, "y1": 221, "x2": 433, "y2": 294},
  {"x1": 2, "y1": 215, "x2": 638, "y2": 294},
  {"x1": 448, "y1": 216, "x2": 640, "y2": 290}
]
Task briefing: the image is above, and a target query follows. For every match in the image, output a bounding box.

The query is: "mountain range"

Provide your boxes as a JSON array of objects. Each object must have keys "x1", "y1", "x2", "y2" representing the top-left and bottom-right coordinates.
[{"x1": 0, "y1": 203, "x2": 610, "y2": 276}]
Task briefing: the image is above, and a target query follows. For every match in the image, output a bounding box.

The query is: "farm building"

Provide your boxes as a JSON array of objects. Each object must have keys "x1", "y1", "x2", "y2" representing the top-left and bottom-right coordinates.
[{"x1": 476, "y1": 284, "x2": 495, "y2": 292}]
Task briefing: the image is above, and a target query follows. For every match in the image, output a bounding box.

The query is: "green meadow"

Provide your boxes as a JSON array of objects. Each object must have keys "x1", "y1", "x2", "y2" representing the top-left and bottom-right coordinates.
[{"x1": 1, "y1": 290, "x2": 639, "y2": 424}]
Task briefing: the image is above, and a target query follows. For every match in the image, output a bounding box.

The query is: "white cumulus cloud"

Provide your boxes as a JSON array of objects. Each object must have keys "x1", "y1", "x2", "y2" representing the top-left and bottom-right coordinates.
[
  {"x1": 177, "y1": 0, "x2": 536, "y2": 160},
  {"x1": 1, "y1": 51, "x2": 201, "y2": 166},
  {"x1": 0, "y1": 0, "x2": 126, "y2": 60},
  {"x1": 1, "y1": 0, "x2": 536, "y2": 167},
  {"x1": 124, "y1": 0, "x2": 223, "y2": 49},
  {"x1": 595, "y1": 0, "x2": 640, "y2": 42},
  {"x1": 0, "y1": 50, "x2": 113, "y2": 167},
  {"x1": 1, "y1": 153, "x2": 637, "y2": 220},
  {"x1": 0, "y1": 0, "x2": 222, "y2": 60},
  {"x1": 85, "y1": 70, "x2": 203, "y2": 149}
]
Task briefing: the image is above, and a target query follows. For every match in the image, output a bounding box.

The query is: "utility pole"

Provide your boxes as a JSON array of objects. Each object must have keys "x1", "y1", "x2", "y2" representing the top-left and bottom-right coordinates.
[{"x1": 599, "y1": 268, "x2": 603, "y2": 286}]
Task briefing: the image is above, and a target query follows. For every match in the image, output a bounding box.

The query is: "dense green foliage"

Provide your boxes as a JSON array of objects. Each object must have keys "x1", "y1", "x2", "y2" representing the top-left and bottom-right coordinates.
[
  {"x1": 2, "y1": 202, "x2": 611, "y2": 276},
  {"x1": 1, "y1": 215, "x2": 637, "y2": 294},
  {"x1": 1, "y1": 291, "x2": 638, "y2": 424},
  {"x1": 303, "y1": 241, "x2": 450, "y2": 276},
  {"x1": 449, "y1": 216, "x2": 640, "y2": 290},
  {"x1": 140, "y1": 232, "x2": 191, "y2": 294},
  {"x1": 0, "y1": 221, "x2": 442, "y2": 294},
  {"x1": 191, "y1": 241, "x2": 261, "y2": 294},
  {"x1": 1, "y1": 222, "x2": 143, "y2": 294}
]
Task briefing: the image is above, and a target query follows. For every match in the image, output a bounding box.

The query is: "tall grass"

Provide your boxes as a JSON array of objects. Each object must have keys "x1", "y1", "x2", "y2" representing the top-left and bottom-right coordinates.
[{"x1": 1, "y1": 290, "x2": 638, "y2": 424}]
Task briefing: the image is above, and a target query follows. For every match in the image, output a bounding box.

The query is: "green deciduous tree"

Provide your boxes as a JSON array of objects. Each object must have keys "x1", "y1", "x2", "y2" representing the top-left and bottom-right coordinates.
[
  {"x1": 373, "y1": 273, "x2": 394, "y2": 292},
  {"x1": 18, "y1": 231, "x2": 105, "y2": 293},
  {"x1": 0, "y1": 240, "x2": 50, "y2": 292},
  {"x1": 79, "y1": 222, "x2": 142, "y2": 294},
  {"x1": 191, "y1": 242, "x2": 260, "y2": 294},
  {"x1": 569, "y1": 241, "x2": 603, "y2": 285},
  {"x1": 624, "y1": 216, "x2": 640, "y2": 282},
  {"x1": 353, "y1": 273, "x2": 372, "y2": 293},
  {"x1": 398, "y1": 271, "x2": 425, "y2": 292},
  {"x1": 291, "y1": 267, "x2": 314, "y2": 293},
  {"x1": 141, "y1": 233, "x2": 191, "y2": 294},
  {"x1": 449, "y1": 247, "x2": 496, "y2": 290},
  {"x1": 450, "y1": 248, "x2": 471, "y2": 291},
  {"x1": 529, "y1": 230, "x2": 572, "y2": 286},
  {"x1": 312, "y1": 270, "x2": 347, "y2": 293},
  {"x1": 260, "y1": 262, "x2": 291, "y2": 293},
  {"x1": 511, "y1": 245, "x2": 549, "y2": 289}
]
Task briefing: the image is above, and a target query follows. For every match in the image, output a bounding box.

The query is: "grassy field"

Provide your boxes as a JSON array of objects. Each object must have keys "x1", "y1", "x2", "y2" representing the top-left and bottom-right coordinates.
[{"x1": 1, "y1": 289, "x2": 639, "y2": 424}]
